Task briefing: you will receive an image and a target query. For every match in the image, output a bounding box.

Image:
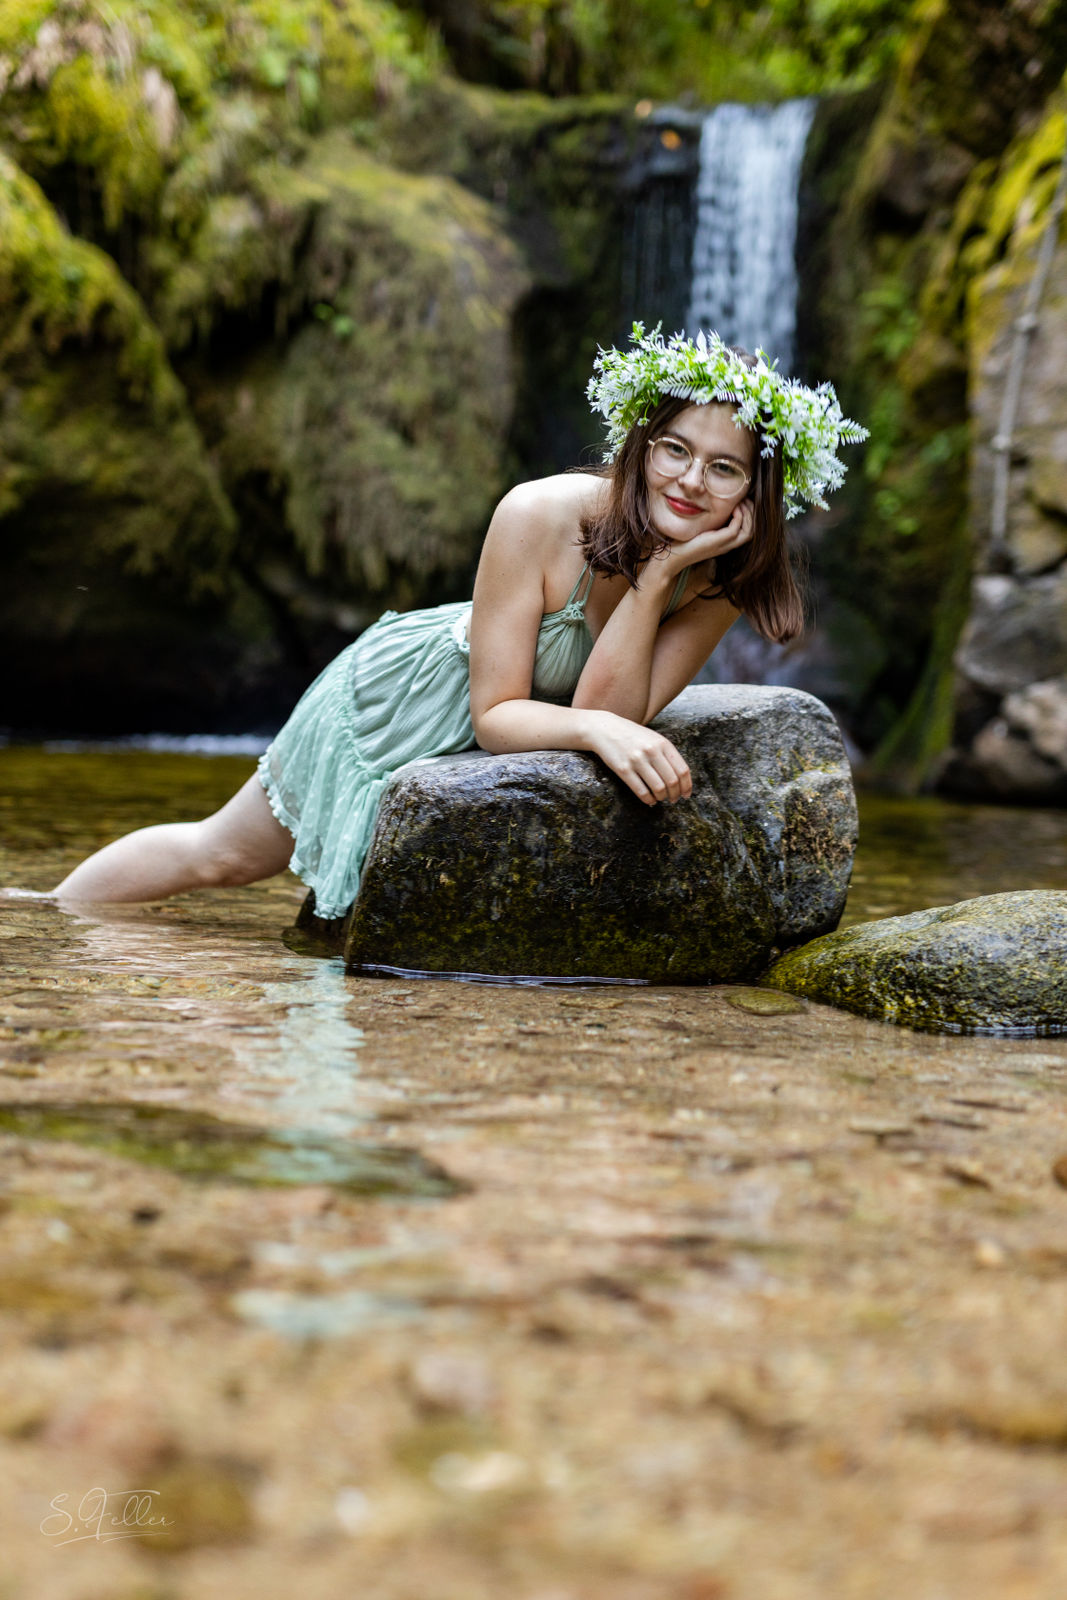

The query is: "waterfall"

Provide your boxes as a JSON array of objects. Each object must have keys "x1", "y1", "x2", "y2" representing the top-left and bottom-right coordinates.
[{"x1": 686, "y1": 99, "x2": 815, "y2": 369}]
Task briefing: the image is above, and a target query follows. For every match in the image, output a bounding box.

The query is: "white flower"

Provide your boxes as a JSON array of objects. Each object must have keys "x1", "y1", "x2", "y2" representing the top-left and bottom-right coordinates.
[{"x1": 587, "y1": 323, "x2": 869, "y2": 516}]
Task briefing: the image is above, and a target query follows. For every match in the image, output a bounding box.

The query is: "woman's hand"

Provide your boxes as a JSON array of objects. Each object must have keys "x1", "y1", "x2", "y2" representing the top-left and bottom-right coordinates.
[
  {"x1": 583, "y1": 710, "x2": 692, "y2": 806},
  {"x1": 647, "y1": 496, "x2": 755, "y2": 583}
]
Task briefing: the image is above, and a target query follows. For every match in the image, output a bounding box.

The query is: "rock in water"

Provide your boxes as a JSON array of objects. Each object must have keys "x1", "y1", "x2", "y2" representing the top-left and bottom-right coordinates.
[
  {"x1": 339, "y1": 686, "x2": 857, "y2": 982},
  {"x1": 765, "y1": 890, "x2": 1067, "y2": 1035}
]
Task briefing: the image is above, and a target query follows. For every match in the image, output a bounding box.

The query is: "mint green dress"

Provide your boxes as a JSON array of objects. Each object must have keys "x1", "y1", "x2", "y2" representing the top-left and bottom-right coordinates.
[{"x1": 258, "y1": 562, "x2": 691, "y2": 919}]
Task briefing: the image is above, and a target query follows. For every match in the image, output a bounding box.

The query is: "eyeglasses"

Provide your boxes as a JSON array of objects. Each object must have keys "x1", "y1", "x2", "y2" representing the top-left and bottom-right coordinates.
[{"x1": 647, "y1": 435, "x2": 751, "y2": 499}]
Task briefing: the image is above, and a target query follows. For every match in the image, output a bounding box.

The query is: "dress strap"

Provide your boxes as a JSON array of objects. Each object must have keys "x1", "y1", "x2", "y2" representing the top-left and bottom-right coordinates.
[
  {"x1": 564, "y1": 560, "x2": 596, "y2": 609},
  {"x1": 664, "y1": 566, "x2": 691, "y2": 618}
]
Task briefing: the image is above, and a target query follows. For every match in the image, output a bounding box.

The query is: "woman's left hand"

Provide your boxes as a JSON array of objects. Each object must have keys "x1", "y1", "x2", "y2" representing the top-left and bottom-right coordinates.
[{"x1": 649, "y1": 497, "x2": 754, "y2": 581}]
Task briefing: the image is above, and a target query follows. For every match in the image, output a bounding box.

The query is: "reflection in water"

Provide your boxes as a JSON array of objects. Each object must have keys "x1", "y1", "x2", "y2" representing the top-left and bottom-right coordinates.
[
  {"x1": 52, "y1": 902, "x2": 377, "y2": 1136},
  {"x1": 228, "y1": 961, "x2": 370, "y2": 1134},
  {"x1": 0, "y1": 1100, "x2": 464, "y2": 1196}
]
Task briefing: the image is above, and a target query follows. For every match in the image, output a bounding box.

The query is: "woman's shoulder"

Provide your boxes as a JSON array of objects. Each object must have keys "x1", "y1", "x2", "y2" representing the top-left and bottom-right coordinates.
[
  {"x1": 479, "y1": 473, "x2": 608, "y2": 594},
  {"x1": 494, "y1": 470, "x2": 607, "y2": 528}
]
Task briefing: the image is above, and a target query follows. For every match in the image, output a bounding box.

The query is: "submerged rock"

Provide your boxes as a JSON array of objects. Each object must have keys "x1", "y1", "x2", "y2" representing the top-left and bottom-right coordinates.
[
  {"x1": 340, "y1": 685, "x2": 857, "y2": 982},
  {"x1": 765, "y1": 890, "x2": 1067, "y2": 1035}
]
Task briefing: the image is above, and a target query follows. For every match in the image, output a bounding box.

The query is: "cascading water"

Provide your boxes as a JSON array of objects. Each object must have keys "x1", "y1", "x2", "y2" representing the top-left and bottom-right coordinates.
[
  {"x1": 686, "y1": 98, "x2": 815, "y2": 367},
  {"x1": 677, "y1": 98, "x2": 847, "y2": 708},
  {"x1": 621, "y1": 98, "x2": 835, "y2": 707}
]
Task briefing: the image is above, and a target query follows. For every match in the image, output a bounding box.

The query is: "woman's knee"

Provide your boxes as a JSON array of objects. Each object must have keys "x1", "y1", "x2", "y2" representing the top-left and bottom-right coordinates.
[{"x1": 191, "y1": 811, "x2": 292, "y2": 888}]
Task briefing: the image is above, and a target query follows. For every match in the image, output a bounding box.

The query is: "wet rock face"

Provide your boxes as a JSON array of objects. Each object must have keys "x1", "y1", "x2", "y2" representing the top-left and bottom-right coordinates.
[
  {"x1": 341, "y1": 685, "x2": 858, "y2": 982},
  {"x1": 944, "y1": 204, "x2": 1067, "y2": 798},
  {"x1": 946, "y1": 576, "x2": 1067, "y2": 799},
  {"x1": 766, "y1": 890, "x2": 1067, "y2": 1036}
]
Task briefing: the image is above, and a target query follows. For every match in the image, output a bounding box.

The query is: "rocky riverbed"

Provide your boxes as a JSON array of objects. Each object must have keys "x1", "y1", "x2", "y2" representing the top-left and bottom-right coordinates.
[{"x1": 3, "y1": 748, "x2": 1067, "y2": 1598}]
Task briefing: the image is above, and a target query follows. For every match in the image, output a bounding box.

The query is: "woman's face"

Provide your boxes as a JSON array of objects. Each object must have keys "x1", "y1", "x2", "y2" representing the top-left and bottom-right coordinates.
[{"x1": 643, "y1": 402, "x2": 756, "y2": 544}]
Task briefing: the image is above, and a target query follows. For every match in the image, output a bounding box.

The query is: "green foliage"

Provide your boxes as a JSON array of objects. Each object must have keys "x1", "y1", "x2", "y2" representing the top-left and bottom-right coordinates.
[
  {"x1": 0, "y1": 0, "x2": 441, "y2": 231},
  {"x1": 407, "y1": 0, "x2": 914, "y2": 100},
  {"x1": 313, "y1": 302, "x2": 356, "y2": 340},
  {"x1": 859, "y1": 280, "x2": 921, "y2": 364}
]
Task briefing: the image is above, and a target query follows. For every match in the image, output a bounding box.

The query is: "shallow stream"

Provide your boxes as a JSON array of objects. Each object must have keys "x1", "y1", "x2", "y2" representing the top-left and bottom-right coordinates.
[{"x1": 2, "y1": 746, "x2": 1067, "y2": 1598}]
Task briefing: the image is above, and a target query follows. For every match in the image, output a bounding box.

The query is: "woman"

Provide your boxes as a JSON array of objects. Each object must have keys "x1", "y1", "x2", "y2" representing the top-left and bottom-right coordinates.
[{"x1": 47, "y1": 326, "x2": 866, "y2": 914}]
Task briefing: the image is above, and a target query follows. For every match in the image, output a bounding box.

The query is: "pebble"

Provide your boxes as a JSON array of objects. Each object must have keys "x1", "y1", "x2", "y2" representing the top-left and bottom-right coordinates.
[
  {"x1": 725, "y1": 988, "x2": 806, "y2": 1016},
  {"x1": 918, "y1": 1109, "x2": 987, "y2": 1129},
  {"x1": 848, "y1": 1118, "x2": 915, "y2": 1139},
  {"x1": 408, "y1": 1349, "x2": 496, "y2": 1416},
  {"x1": 430, "y1": 1449, "x2": 526, "y2": 1493},
  {"x1": 334, "y1": 1485, "x2": 372, "y2": 1533},
  {"x1": 943, "y1": 1159, "x2": 994, "y2": 1189}
]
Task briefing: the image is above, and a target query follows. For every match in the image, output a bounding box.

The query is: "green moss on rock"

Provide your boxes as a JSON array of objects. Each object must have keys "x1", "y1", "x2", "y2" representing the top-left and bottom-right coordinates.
[
  {"x1": 0, "y1": 151, "x2": 233, "y2": 576},
  {"x1": 0, "y1": 0, "x2": 440, "y2": 231},
  {"x1": 766, "y1": 890, "x2": 1067, "y2": 1035},
  {"x1": 174, "y1": 131, "x2": 530, "y2": 597}
]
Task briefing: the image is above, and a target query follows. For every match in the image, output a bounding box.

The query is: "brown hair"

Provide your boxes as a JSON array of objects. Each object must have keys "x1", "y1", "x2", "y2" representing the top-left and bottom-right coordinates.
[{"x1": 578, "y1": 384, "x2": 806, "y2": 643}]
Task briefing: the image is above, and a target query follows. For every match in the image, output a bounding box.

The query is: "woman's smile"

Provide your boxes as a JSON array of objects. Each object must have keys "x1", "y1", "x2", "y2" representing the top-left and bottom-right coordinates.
[{"x1": 663, "y1": 493, "x2": 706, "y2": 517}]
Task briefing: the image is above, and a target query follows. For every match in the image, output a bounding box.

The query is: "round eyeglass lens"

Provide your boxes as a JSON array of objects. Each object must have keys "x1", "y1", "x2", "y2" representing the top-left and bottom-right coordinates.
[
  {"x1": 648, "y1": 438, "x2": 749, "y2": 498},
  {"x1": 705, "y1": 459, "x2": 749, "y2": 494}
]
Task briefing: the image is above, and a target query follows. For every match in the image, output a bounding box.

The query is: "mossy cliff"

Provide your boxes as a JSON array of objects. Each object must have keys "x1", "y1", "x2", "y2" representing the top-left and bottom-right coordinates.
[
  {"x1": 0, "y1": 146, "x2": 245, "y2": 730},
  {"x1": 939, "y1": 86, "x2": 1067, "y2": 798},
  {"x1": 0, "y1": 0, "x2": 631, "y2": 730},
  {"x1": 800, "y1": 0, "x2": 1067, "y2": 792}
]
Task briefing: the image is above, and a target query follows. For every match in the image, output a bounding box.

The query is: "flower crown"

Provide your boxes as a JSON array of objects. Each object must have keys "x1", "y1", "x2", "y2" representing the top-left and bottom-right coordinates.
[{"x1": 587, "y1": 323, "x2": 869, "y2": 519}]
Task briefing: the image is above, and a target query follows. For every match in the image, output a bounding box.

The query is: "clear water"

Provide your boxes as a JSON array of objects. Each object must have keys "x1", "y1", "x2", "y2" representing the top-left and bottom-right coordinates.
[{"x1": 5, "y1": 746, "x2": 1067, "y2": 1597}]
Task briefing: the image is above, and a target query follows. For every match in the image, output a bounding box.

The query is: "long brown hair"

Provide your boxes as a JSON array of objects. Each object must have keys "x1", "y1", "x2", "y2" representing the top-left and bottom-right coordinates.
[{"x1": 578, "y1": 385, "x2": 806, "y2": 643}]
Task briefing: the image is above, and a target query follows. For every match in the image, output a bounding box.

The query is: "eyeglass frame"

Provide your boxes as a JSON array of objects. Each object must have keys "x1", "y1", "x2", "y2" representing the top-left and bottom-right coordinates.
[{"x1": 646, "y1": 434, "x2": 752, "y2": 500}]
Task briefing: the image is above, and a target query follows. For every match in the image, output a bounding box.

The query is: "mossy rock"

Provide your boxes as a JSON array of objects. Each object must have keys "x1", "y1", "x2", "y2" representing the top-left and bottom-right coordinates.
[
  {"x1": 0, "y1": 151, "x2": 233, "y2": 580},
  {"x1": 178, "y1": 131, "x2": 530, "y2": 599},
  {"x1": 342, "y1": 685, "x2": 857, "y2": 982},
  {"x1": 765, "y1": 890, "x2": 1067, "y2": 1035}
]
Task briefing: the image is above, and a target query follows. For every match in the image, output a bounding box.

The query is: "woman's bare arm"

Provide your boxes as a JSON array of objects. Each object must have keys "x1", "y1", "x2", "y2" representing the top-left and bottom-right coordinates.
[
  {"x1": 468, "y1": 483, "x2": 694, "y2": 805},
  {"x1": 572, "y1": 576, "x2": 740, "y2": 725},
  {"x1": 571, "y1": 499, "x2": 749, "y2": 725}
]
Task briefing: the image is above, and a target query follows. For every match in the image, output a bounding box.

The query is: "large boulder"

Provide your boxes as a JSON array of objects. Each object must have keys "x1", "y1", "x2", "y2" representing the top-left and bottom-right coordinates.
[
  {"x1": 765, "y1": 890, "x2": 1067, "y2": 1035},
  {"x1": 338, "y1": 685, "x2": 857, "y2": 982}
]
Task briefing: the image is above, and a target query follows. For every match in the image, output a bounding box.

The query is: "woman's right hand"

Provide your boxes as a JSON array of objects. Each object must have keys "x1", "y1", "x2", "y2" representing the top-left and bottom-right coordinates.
[{"x1": 583, "y1": 711, "x2": 692, "y2": 806}]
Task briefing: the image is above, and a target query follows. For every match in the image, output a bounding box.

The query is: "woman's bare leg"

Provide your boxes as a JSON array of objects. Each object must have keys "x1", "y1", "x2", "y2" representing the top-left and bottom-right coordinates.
[{"x1": 50, "y1": 775, "x2": 295, "y2": 903}]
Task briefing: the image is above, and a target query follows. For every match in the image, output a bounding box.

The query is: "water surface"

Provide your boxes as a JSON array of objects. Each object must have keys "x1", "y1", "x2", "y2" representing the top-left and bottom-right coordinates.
[{"x1": 3, "y1": 747, "x2": 1067, "y2": 1599}]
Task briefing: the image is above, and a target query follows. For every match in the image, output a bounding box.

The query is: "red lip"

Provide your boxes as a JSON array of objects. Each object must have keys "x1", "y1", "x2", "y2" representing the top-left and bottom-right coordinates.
[{"x1": 664, "y1": 494, "x2": 705, "y2": 515}]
